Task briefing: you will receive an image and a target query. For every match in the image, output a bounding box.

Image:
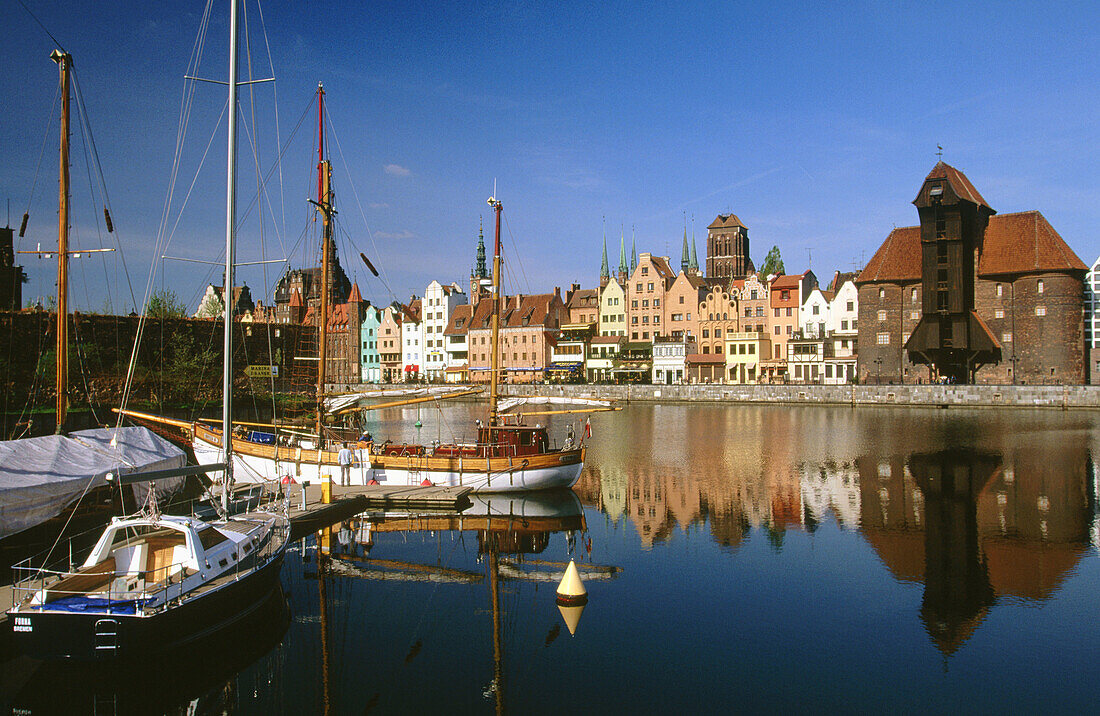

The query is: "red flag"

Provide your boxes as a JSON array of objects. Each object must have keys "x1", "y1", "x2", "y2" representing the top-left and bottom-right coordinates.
[{"x1": 583, "y1": 417, "x2": 591, "y2": 440}]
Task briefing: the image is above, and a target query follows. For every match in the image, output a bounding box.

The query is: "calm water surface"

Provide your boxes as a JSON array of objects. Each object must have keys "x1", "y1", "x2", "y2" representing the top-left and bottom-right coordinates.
[{"x1": 6, "y1": 403, "x2": 1100, "y2": 714}]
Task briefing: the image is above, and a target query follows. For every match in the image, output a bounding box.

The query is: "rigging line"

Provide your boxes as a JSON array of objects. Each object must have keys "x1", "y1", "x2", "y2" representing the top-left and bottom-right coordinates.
[
  {"x1": 501, "y1": 211, "x2": 532, "y2": 294},
  {"x1": 254, "y1": 0, "x2": 287, "y2": 256},
  {"x1": 15, "y1": 0, "x2": 66, "y2": 52},
  {"x1": 323, "y1": 104, "x2": 396, "y2": 294},
  {"x1": 22, "y1": 79, "x2": 61, "y2": 221},
  {"x1": 71, "y1": 70, "x2": 140, "y2": 313},
  {"x1": 70, "y1": 73, "x2": 108, "y2": 313}
]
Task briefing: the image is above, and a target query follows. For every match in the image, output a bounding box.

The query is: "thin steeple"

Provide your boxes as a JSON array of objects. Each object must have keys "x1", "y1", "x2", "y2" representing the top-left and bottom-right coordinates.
[
  {"x1": 681, "y1": 217, "x2": 690, "y2": 273},
  {"x1": 474, "y1": 217, "x2": 487, "y2": 279},
  {"x1": 630, "y1": 226, "x2": 638, "y2": 273},
  {"x1": 600, "y1": 220, "x2": 610, "y2": 280},
  {"x1": 689, "y1": 215, "x2": 699, "y2": 273},
  {"x1": 618, "y1": 225, "x2": 628, "y2": 276}
]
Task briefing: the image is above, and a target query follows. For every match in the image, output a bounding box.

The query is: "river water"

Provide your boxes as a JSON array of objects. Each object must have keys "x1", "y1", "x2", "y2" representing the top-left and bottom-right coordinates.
[{"x1": 5, "y1": 403, "x2": 1100, "y2": 714}]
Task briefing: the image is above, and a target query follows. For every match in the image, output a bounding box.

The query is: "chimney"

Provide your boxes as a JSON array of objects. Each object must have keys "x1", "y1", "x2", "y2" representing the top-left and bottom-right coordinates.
[{"x1": 554, "y1": 286, "x2": 562, "y2": 300}]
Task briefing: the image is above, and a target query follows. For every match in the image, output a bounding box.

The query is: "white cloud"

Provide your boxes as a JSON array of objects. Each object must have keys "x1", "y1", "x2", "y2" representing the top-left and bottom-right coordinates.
[
  {"x1": 384, "y1": 164, "x2": 411, "y2": 177},
  {"x1": 375, "y1": 230, "x2": 417, "y2": 240}
]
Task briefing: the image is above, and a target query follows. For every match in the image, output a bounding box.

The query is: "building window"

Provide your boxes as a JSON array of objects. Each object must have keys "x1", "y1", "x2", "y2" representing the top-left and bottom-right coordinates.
[
  {"x1": 812, "y1": 305, "x2": 820, "y2": 316},
  {"x1": 756, "y1": 306, "x2": 763, "y2": 317},
  {"x1": 687, "y1": 313, "x2": 691, "y2": 320},
  {"x1": 996, "y1": 283, "x2": 1003, "y2": 297},
  {"x1": 847, "y1": 301, "x2": 854, "y2": 312},
  {"x1": 877, "y1": 332, "x2": 890, "y2": 345},
  {"x1": 786, "y1": 326, "x2": 792, "y2": 335},
  {"x1": 654, "y1": 299, "x2": 660, "y2": 307},
  {"x1": 774, "y1": 326, "x2": 780, "y2": 335},
  {"x1": 786, "y1": 307, "x2": 792, "y2": 317},
  {"x1": 642, "y1": 267, "x2": 648, "y2": 275},
  {"x1": 910, "y1": 311, "x2": 919, "y2": 320},
  {"x1": 879, "y1": 288, "x2": 885, "y2": 299},
  {"x1": 1003, "y1": 332, "x2": 1012, "y2": 343},
  {"x1": 911, "y1": 288, "x2": 918, "y2": 303},
  {"x1": 877, "y1": 310, "x2": 887, "y2": 322},
  {"x1": 774, "y1": 308, "x2": 780, "y2": 318},
  {"x1": 636, "y1": 284, "x2": 642, "y2": 292},
  {"x1": 647, "y1": 282, "x2": 655, "y2": 292},
  {"x1": 1038, "y1": 279, "x2": 1045, "y2": 294},
  {"x1": 702, "y1": 329, "x2": 710, "y2": 338},
  {"x1": 1036, "y1": 305, "x2": 1047, "y2": 317},
  {"x1": 642, "y1": 300, "x2": 649, "y2": 308},
  {"x1": 841, "y1": 320, "x2": 848, "y2": 330},
  {"x1": 994, "y1": 308, "x2": 1004, "y2": 319}
]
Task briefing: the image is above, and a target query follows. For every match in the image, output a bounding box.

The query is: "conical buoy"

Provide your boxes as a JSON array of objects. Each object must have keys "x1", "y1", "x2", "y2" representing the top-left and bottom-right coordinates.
[
  {"x1": 420, "y1": 478, "x2": 433, "y2": 486},
  {"x1": 555, "y1": 559, "x2": 588, "y2": 636}
]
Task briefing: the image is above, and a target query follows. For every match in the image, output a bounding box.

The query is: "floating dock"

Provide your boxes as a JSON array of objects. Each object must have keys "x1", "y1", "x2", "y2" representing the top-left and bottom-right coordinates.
[{"x1": 287, "y1": 484, "x2": 472, "y2": 539}]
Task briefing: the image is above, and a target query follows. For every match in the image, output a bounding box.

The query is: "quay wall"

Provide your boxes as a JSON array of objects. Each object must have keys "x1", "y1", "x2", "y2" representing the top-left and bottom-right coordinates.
[{"x1": 496, "y1": 383, "x2": 1100, "y2": 410}]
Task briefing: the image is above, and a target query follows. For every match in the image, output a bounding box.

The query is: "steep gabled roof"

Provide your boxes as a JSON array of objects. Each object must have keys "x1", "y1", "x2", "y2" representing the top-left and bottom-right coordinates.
[
  {"x1": 916, "y1": 161, "x2": 992, "y2": 210},
  {"x1": 856, "y1": 226, "x2": 922, "y2": 284},
  {"x1": 978, "y1": 211, "x2": 1087, "y2": 276},
  {"x1": 708, "y1": 213, "x2": 745, "y2": 230},
  {"x1": 347, "y1": 282, "x2": 364, "y2": 303},
  {"x1": 770, "y1": 273, "x2": 805, "y2": 290},
  {"x1": 567, "y1": 288, "x2": 598, "y2": 309},
  {"x1": 858, "y1": 211, "x2": 1087, "y2": 284},
  {"x1": 650, "y1": 255, "x2": 676, "y2": 280},
  {"x1": 443, "y1": 303, "x2": 472, "y2": 336}
]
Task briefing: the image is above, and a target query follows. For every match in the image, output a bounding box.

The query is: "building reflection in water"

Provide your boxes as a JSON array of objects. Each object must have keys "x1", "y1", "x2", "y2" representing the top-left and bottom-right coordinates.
[{"x1": 577, "y1": 404, "x2": 1095, "y2": 655}]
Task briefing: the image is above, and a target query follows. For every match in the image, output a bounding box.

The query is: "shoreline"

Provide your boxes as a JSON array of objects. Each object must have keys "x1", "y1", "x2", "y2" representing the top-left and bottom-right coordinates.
[{"x1": 325, "y1": 382, "x2": 1100, "y2": 410}]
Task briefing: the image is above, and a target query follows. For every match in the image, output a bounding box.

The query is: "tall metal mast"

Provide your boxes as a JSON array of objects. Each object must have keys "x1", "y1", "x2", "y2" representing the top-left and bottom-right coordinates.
[
  {"x1": 314, "y1": 84, "x2": 332, "y2": 443},
  {"x1": 487, "y1": 197, "x2": 503, "y2": 426},
  {"x1": 221, "y1": 0, "x2": 240, "y2": 512},
  {"x1": 52, "y1": 50, "x2": 72, "y2": 434}
]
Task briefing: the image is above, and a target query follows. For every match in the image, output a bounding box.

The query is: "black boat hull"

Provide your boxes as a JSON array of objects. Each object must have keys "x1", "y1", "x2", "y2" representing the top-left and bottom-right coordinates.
[{"x1": 10, "y1": 547, "x2": 286, "y2": 661}]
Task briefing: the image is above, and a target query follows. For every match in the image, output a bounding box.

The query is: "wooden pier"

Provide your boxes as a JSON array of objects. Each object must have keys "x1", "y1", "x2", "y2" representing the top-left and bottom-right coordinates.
[{"x1": 287, "y1": 483, "x2": 472, "y2": 539}]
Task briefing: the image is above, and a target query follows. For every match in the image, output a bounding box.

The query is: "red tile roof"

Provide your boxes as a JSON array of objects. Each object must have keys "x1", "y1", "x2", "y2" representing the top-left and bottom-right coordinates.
[
  {"x1": 708, "y1": 214, "x2": 745, "y2": 230},
  {"x1": 443, "y1": 304, "x2": 472, "y2": 336},
  {"x1": 917, "y1": 161, "x2": 992, "y2": 210},
  {"x1": 857, "y1": 211, "x2": 1086, "y2": 284},
  {"x1": 770, "y1": 273, "x2": 805, "y2": 289},
  {"x1": 347, "y1": 282, "x2": 364, "y2": 303}
]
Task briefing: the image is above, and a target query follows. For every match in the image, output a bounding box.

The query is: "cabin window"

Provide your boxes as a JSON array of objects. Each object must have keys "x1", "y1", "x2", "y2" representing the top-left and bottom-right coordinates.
[{"x1": 520, "y1": 432, "x2": 533, "y2": 446}]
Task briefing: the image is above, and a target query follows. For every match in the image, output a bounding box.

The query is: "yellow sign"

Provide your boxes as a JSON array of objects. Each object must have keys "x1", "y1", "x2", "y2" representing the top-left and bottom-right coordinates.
[{"x1": 246, "y1": 365, "x2": 279, "y2": 379}]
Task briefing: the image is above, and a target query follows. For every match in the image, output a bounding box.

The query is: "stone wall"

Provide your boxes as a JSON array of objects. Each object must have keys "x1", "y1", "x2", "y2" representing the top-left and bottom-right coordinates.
[{"x1": 496, "y1": 382, "x2": 1100, "y2": 409}]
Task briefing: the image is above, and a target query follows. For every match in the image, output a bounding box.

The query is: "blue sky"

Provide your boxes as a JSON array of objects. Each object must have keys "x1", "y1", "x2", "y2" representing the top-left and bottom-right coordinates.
[{"x1": 3, "y1": 1, "x2": 1097, "y2": 312}]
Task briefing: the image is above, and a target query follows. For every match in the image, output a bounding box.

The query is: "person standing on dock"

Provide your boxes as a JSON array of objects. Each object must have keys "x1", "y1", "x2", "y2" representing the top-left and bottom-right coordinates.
[{"x1": 338, "y1": 442, "x2": 354, "y2": 486}]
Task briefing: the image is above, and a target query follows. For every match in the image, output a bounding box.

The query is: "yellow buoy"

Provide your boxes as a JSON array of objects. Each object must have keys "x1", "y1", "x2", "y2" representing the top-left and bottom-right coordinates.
[
  {"x1": 555, "y1": 559, "x2": 588, "y2": 636},
  {"x1": 321, "y1": 473, "x2": 333, "y2": 504}
]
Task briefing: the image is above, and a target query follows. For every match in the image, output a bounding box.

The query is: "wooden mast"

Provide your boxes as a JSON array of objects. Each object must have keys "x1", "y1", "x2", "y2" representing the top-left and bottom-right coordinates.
[
  {"x1": 52, "y1": 50, "x2": 72, "y2": 434},
  {"x1": 314, "y1": 83, "x2": 331, "y2": 443},
  {"x1": 488, "y1": 197, "x2": 503, "y2": 427}
]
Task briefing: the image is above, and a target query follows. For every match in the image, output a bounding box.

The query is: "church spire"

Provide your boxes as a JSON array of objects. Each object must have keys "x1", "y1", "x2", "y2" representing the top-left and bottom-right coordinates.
[
  {"x1": 600, "y1": 220, "x2": 610, "y2": 281},
  {"x1": 689, "y1": 215, "x2": 699, "y2": 273},
  {"x1": 681, "y1": 217, "x2": 690, "y2": 273},
  {"x1": 618, "y1": 225, "x2": 628, "y2": 277},
  {"x1": 630, "y1": 225, "x2": 637, "y2": 273},
  {"x1": 474, "y1": 216, "x2": 487, "y2": 279}
]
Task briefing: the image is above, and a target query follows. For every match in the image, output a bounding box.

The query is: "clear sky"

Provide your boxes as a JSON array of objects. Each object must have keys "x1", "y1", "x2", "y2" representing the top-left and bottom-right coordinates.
[{"x1": 3, "y1": 1, "x2": 1097, "y2": 313}]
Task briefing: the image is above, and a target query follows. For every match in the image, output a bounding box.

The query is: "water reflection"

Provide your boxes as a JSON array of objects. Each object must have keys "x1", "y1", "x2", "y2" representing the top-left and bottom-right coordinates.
[
  {"x1": 578, "y1": 404, "x2": 1098, "y2": 656},
  {"x1": 303, "y1": 489, "x2": 617, "y2": 714}
]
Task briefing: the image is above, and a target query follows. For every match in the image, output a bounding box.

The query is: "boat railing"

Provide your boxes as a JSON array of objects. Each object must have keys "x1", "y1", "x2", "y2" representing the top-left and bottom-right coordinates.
[{"x1": 10, "y1": 517, "x2": 289, "y2": 614}]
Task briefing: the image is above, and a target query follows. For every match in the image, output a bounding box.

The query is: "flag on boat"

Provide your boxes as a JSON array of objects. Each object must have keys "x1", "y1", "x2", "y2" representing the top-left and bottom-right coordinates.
[{"x1": 583, "y1": 417, "x2": 592, "y2": 440}]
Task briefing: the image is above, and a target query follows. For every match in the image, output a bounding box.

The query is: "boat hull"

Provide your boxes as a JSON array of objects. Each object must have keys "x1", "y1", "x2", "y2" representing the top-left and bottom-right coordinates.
[
  {"x1": 193, "y1": 424, "x2": 584, "y2": 492},
  {"x1": 9, "y1": 532, "x2": 286, "y2": 661}
]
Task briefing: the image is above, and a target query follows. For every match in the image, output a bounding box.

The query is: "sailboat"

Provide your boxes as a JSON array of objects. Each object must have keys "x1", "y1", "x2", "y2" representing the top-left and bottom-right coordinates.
[
  {"x1": 122, "y1": 86, "x2": 609, "y2": 492},
  {"x1": 6, "y1": 3, "x2": 288, "y2": 660},
  {"x1": 0, "y1": 50, "x2": 186, "y2": 552}
]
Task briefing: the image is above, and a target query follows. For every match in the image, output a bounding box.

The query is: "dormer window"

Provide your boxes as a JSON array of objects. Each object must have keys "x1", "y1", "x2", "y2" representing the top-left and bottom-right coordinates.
[{"x1": 929, "y1": 183, "x2": 944, "y2": 197}]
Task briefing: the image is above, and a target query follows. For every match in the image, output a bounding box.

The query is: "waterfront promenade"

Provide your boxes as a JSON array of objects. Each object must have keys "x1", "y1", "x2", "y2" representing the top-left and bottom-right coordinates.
[{"x1": 500, "y1": 383, "x2": 1100, "y2": 409}]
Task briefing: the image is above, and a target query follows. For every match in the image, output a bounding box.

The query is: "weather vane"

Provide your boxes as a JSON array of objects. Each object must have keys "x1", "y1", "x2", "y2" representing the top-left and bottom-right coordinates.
[{"x1": 936, "y1": 144, "x2": 943, "y2": 159}]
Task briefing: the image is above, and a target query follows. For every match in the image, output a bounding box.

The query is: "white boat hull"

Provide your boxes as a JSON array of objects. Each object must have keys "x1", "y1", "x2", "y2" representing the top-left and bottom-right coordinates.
[{"x1": 192, "y1": 434, "x2": 582, "y2": 493}]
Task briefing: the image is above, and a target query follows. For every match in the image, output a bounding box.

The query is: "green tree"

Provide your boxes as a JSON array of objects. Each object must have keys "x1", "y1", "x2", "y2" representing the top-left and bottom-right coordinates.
[
  {"x1": 146, "y1": 289, "x2": 188, "y2": 318},
  {"x1": 760, "y1": 245, "x2": 785, "y2": 277}
]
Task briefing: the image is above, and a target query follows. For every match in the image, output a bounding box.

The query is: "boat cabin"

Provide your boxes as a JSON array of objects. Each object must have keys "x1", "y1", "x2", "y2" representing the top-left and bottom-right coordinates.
[{"x1": 477, "y1": 425, "x2": 550, "y2": 457}]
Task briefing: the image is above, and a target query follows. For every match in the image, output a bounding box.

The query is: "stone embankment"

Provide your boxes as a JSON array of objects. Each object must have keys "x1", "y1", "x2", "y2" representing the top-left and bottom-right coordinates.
[{"x1": 497, "y1": 383, "x2": 1100, "y2": 409}]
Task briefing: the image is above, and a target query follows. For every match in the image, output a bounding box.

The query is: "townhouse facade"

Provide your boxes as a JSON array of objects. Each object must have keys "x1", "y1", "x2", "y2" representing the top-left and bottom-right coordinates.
[{"x1": 422, "y1": 281, "x2": 467, "y2": 381}]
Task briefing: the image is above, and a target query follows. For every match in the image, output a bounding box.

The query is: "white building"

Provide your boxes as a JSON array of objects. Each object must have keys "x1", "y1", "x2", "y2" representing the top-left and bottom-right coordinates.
[
  {"x1": 423, "y1": 281, "x2": 467, "y2": 381},
  {"x1": 598, "y1": 277, "x2": 627, "y2": 337},
  {"x1": 1087, "y1": 256, "x2": 1100, "y2": 384},
  {"x1": 826, "y1": 279, "x2": 859, "y2": 384},
  {"x1": 652, "y1": 336, "x2": 695, "y2": 385},
  {"x1": 800, "y1": 288, "x2": 830, "y2": 338},
  {"x1": 401, "y1": 298, "x2": 423, "y2": 381}
]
